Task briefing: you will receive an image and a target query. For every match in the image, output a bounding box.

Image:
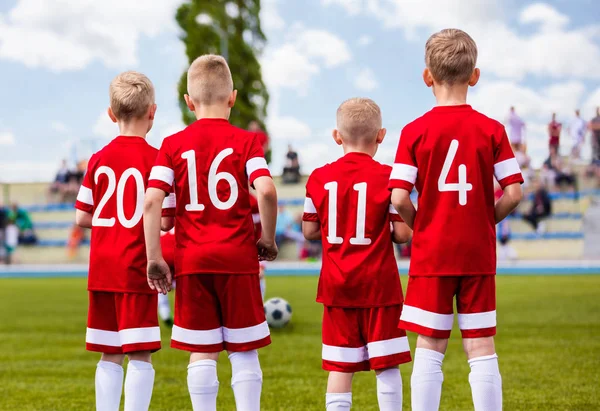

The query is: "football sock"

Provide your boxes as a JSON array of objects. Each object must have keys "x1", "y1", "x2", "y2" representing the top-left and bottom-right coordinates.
[
  {"x1": 376, "y1": 368, "x2": 403, "y2": 411},
  {"x1": 157, "y1": 293, "x2": 171, "y2": 321},
  {"x1": 468, "y1": 354, "x2": 502, "y2": 411},
  {"x1": 229, "y1": 350, "x2": 263, "y2": 411},
  {"x1": 411, "y1": 348, "x2": 445, "y2": 411},
  {"x1": 325, "y1": 393, "x2": 352, "y2": 410},
  {"x1": 124, "y1": 360, "x2": 155, "y2": 411},
  {"x1": 95, "y1": 360, "x2": 124, "y2": 411},
  {"x1": 188, "y1": 360, "x2": 219, "y2": 411},
  {"x1": 259, "y1": 277, "x2": 266, "y2": 300}
]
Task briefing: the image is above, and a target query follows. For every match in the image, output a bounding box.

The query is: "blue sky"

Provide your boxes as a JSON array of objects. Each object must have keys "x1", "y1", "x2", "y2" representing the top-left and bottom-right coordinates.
[{"x1": 0, "y1": 0, "x2": 599, "y2": 182}]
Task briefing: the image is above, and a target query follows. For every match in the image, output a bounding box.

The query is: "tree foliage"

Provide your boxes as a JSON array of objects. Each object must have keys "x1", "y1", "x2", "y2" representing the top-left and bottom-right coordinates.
[{"x1": 176, "y1": 0, "x2": 269, "y2": 131}]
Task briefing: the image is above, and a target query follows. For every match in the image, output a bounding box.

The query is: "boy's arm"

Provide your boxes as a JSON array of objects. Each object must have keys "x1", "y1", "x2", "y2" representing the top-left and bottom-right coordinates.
[
  {"x1": 392, "y1": 221, "x2": 411, "y2": 244},
  {"x1": 75, "y1": 210, "x2": 92, "y2": 228},
  {"x1": 495, "y1": 183, "x2": 523, "y2": 223},
  {"x1": 302, "y1": 221, "x2": 321, "y2": 241},
  {"x1": 391, "y1": 189, "x2": 416, "y2": 229},
  {"x1": 253, "y1": 176, "x2": 278, "y2": 261},
  {"x1": 143, "y1": 187, "x2": 171, "y2": 294}
]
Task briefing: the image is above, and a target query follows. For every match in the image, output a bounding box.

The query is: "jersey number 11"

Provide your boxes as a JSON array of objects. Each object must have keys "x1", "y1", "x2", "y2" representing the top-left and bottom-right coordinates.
[{"x1": 324, "y1": 182, "x2": 371, "y2": 246}]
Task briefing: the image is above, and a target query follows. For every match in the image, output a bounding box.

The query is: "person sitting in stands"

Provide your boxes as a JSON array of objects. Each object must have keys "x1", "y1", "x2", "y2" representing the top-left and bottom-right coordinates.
[
  {"x1": 522, "y1": 179, "x2": 552, "y2": 235},
  {"x1": 282, "y1": 145, "x2": 301, "y2": 184}
]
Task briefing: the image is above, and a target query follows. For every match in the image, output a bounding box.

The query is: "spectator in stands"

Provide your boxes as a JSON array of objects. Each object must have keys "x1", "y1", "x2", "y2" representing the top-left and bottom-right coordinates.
[
  {"x1": 62, "y1": 159, "x2": 87, "y2": 201},
  {"x1": 541, "y1": 146, "x2": 578, "y2": 198},
  {"x1": 47, "y1": 159, "x2": 70, "y2": 203},
  {"x1": 8, "y1": 203, "x2": 37, "y2": 245},
  {"x1": 513, "y1": 143, "x2": 532, "y2": 188},
  {"x1": 506, "y1": 106, "x2": 526, "y2": 151},
  {"x1": 0, "y1": 203, "x2": 6, "y2": 263},
  {"x1": 568, "y1": 109, "x2": 587, "y2": 161},
  {"x1": 548, "y1": 113, "x2": 562, "y2": 151},
  {"x1": 275, "y1": 204, "x2": 304, "y2": 255},
  {"x1": 248, "y1": 120, "x2": 270, "y2": 155},
  {"x1": 522, "y1": 179, "x2": 552, "y2": 235},
  {"x1": 282, "y1": 145, "x2": 301, "y2": 184}
]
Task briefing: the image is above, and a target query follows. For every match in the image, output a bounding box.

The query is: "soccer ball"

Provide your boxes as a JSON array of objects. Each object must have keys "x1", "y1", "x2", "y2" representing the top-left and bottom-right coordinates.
[{"x1": 264, "y1": 297, "x2": 292, "y2": 328}]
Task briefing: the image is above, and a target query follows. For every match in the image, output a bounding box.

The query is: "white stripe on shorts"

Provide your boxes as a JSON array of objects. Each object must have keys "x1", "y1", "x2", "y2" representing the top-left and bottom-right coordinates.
[
  {"x1": 322, "y1": 344, "x2": 368, "y2": 363},
  {"x1": 366, "y1": 336, "x2": 410, "y2": 359},
  {"x1": 172, "y1": 325, "x2": 223, "y2": 346},
  {"x1": 119, "y1": 327, "x2": 161, "y2": 345},
  {"x1": 457, "y1": 311, "x2": 496, "y2": 330},
  {"x1": 223, "y1": 321, "x2": 270, "y2": 344},
  {"x1": 400, "y1": 305, "x2": 454, "y2": 331},
  {"x1": 86, "y1": 328, "x2": 121, "y2": 347}
]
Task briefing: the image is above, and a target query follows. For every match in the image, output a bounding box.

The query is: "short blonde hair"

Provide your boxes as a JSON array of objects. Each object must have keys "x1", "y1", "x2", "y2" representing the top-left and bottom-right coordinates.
[
  {"x1": 109, "y1": 71, "x2": 155, "y2": 121},
  {"x1": 425, "y1": 29, "x2": 477, "y2": 85},
  {"x1": 187, "y1": 54, "x2": 233, "y2": 105},
  {"x1": 336, "y1": 98, "x2": 382, "y2": 143}
]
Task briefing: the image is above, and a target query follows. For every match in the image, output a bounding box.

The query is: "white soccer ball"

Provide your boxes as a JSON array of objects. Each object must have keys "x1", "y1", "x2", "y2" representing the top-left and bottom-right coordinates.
[{"x1": 264, "y1": 297, "x2": 292, "y2": 328}]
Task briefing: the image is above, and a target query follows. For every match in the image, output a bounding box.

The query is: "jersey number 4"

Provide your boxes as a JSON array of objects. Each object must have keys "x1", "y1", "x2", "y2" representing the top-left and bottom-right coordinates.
[
  {"x1": 324, "y1": 182, "x2": 371, "y2": 246},
  {"x1": 438, "y1": 139, "x2": 472, "y2": 206}
]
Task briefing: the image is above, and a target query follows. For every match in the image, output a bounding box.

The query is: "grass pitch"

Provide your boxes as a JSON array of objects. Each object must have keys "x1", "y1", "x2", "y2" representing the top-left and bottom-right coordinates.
[{"x1": 0, "y1": 275, "x2": 599, "y2": 410}]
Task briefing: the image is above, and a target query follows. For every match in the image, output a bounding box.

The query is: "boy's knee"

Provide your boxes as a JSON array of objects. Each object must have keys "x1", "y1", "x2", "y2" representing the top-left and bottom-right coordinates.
[
  {"x1": 127, "y1": 350, "x2": 152, "y2": 363},
  {"x1": 228, "y1": 350, "x2": 262, "y2": 386},
  {"x1": 101, "y1": 353, "x2": 125, "y2": 365},
  {"x1": 376, "y1": 367, "x2": 402, "y2": 392},
  {"x1": 416, "y1": 335, "x2": 448, "y2": 354},
  {"x1": 463, "y1": 337, "x2": 495, "y2": 359},
  {"x1": 188, "y1": 360, "x2": 219, "y2": 394}
]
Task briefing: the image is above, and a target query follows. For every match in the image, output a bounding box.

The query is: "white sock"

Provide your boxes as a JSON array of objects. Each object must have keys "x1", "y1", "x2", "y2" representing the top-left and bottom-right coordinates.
[
  {"x1": 95, "y1": 360, "x2": 124, "y2": 411},
  {"x1": 229, "y1": 350, "x2": 263, "y2": 411},
  {"x1": 259, "y1": 278, "x2": 266, "y2": 300},
  {"x1": 325, "y1": 393, "x2": 352, "y2": 410},
  {"x1": 376, "y1": 368, "x2": 402, "y2": 411},
  {"x1": 188, "y1": 360, "x2": 219, "y2": 411},
  {"x1": 157, "y1": 293, "x2": 171, "y2": 321},
  {"x1": 123, "y1": 360, "x2": 154, "y2": 411},
  {"x1": 411, "y1": 348, "x2": 444, "y2": 411},
  {"x1": 469, "y1": 354, "x2": 502, "y2": 411}
]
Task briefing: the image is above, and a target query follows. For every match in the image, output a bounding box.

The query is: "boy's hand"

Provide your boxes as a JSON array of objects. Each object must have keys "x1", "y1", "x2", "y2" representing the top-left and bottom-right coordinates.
[
  {"x1": 257, "y1": 238, "x2": 278, "y2": 261},
  {"x1": 147, "y1": 259, "x2": 172, "y2": 295}
]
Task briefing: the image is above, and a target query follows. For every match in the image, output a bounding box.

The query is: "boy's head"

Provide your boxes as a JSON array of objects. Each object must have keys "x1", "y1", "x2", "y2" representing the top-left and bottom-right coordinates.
[
  {"x1": 108, "y1": 71, "x2": 156, "y2": 130},
  {"x1": 333, "y1": 98, "x2": 386, "y2": 156},
  {"x1": 185, "y1": 54, "x2": 237, "y2": 115},
  {"x1": 423, "y1": 28, "x2": 479, "y2": 88}
]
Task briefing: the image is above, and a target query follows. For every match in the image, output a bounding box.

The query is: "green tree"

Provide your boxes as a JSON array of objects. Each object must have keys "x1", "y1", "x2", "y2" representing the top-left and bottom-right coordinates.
[{"x1": 176, "y1": 0, "x2": 269, "y2": 133}]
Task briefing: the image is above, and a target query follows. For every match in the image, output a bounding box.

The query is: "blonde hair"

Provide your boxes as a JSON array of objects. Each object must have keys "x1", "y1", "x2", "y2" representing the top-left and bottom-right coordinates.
[
  {"x1": 425, "y1": 29, "x2": 478, "y2": 85},
  {"x1": 336, "y1": 98, "x2": 382, "y2": 143},
  {"x1": 109, "y1": 71, "x2": 155, "y2": 121},
  {"x1": 187, "y1": 54, "x2": 233, "y2": 105}
]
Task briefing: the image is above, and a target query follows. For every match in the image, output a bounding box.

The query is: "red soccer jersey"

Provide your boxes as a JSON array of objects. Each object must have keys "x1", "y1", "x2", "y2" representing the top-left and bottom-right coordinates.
[
  {"x1": 75, "y1": 136, "x2": 170, "y2": 293},
  {"x1": 388, "y1": 105, "x2": 524, "y2": 276},
  {"x1": 303, "y1": 152, "x2": 403, "y2": 308},
  {"x1": 148, "y1": 118, "x2": 271, "y2": 277}
]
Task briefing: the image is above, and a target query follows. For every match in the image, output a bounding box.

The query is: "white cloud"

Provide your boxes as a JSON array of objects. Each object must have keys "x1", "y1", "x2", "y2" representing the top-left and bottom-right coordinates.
[
  {"x1": 93, "y1": 111, "x2": 118, "y2": 140},
  {"x1": 519, "y1": 3, "x2": 569, "y2": 30},
  {"x1": 261, "y1": 0, "x2": 285, "y2": 32},
  {"x1": 0, "y1": 161, "x2": 58, "y2": 183},
  {"x1": 353, "y1": 68, "x2": 379, "y2": 91},
  {"x1": 582, "y1": 87, "x2": 600, "y2": 119},
  {"x1": 267, "y1": 116, "x2": 312, "y2": 141},
  {"x1": 357, "y1": 35, "x2": 373, "y2": 46},
  {"x1": 322, "y1": 0, "x2": 363, "y2": 16},
  {"x1": 0, "y1": 0, "x2": 181, "y2": 72},
  {"x1": 292, "y1": 27, "x2": 352, "y2": 68},
  {"x1": 0, "y1": 131, "x2": 15, "y2": 146},
  {"x1": 51, "y1": 121, "x2": 69, "y2": 133}
]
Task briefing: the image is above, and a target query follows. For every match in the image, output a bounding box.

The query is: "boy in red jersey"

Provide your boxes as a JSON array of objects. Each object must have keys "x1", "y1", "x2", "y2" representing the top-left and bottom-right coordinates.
[
  {"x1": 143, "y1": 54, "x2": 278, "y2": 411},
  {"x1": 389, "y1": 29, "x2": 524, "y2": 411},
  {"x1": 303, "y1": 98, "x2": 412, "y2": 411},
  {"x1": 75, "y1": 71, "x2": 172, "y2": 411}
]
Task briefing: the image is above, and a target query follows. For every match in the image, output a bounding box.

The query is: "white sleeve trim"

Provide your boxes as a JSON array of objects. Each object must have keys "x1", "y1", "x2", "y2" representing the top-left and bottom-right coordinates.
[
  {"x1": 246, "y1": 157, "x2": 269, "y2": 178},
  {"x1": 494, "y1": 158, "x2": 521, "y2": 181},
  {"x1": 76, "y1": 185, "x2": 93, "y2": 206},
  {"x1": 304, "y1": 197, "x2": 317, "y2": 213},
  {"x1": 149, "y1": 166, "x2": 174, "y2": 186},
  {"x1": 390, "y1": 163, "x2": 418, "y2": 184},
  {"x1": 162, "y1": 192, "x2": 176, "y2": 209}
]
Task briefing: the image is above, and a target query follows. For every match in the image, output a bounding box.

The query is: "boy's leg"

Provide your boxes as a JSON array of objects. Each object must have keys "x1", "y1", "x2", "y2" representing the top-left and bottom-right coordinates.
[
  {"x1": 326, "y1": 372, "x2": 353, "y2": 410},
  {"x1": 97, "y1": 353, "x2": 125, "y2": 411},
  {"x1": 124, "y1": 351, "x2": 154, "y2": 411},
  {"x1": 457, "y1": 276, "x2": 502, "y2": 411},
  {"x1": 398, "y1": 277, "x2": 457, "y2": 411},
  {"x1": 220, "y1": 274, "x2": 270, "y2": 411},
  {"x1": 170, "y1": 275, "x2": 225, "y2": 411}
]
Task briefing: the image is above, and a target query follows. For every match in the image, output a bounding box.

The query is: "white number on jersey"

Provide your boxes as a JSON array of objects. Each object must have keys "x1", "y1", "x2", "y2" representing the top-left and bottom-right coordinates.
[
  {"x1": 438, "y1": 139, "x2": 473, "y2": 206},
  {"x1": 324, "y1": 181, "x2": 372, "y2": 245},
  {"x1": 92, "y1": 166, "x2": 144, "y2": 228},
  {"x1": 182, "y1": 148, "x2": 239, "y2": 211}
]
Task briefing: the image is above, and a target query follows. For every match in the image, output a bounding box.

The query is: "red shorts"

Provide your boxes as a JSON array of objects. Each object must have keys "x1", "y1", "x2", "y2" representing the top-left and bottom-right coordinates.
[
  {"x1": 171, "y1": 274, "x2": 270, "y2": 353},
  {"x1": 398, "y1": 276, "x2": 496, "y2": 339},
  {"x1": 86, "y1": 292, "x2": 161, "y2": 354},
  {"x1": 322, "y1": 305, "x2": 412, "y2": 373}
]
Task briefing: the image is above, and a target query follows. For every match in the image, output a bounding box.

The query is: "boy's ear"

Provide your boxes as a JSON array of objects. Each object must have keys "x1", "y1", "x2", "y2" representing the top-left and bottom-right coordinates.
[
  {"x1": 376, "y1": 128, "x2": 387, "y2": 144},
  {"x1": 184, "y1": 94, "x2": 195, "y2": 112},
  {"x1": 228, "y1": 90, "x2": 238, "y2": 108},
  {"x1": 469, "y1": 68, "x2": 480, "y2": 87},
  {"x1": 332, "y1": 129, "x2": 343, "y2": 146},
  {"x1": 423, "y1": 68, "x2": 434, "y2": 88},
  {"x1": 149, "y1": 104, "x2": 157, "y2": 120},
  {"x1": 107, "y1": 107, "x2": 117, "y2": 123}
]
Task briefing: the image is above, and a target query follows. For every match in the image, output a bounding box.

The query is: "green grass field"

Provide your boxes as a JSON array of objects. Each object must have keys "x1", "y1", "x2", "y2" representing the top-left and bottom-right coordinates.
[{"x1": 1, "y1": 275, "x2": 599, "y2": 410}]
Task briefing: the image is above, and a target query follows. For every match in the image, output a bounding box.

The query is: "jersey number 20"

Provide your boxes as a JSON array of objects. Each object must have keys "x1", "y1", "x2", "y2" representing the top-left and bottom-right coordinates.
[
  {"x1": 92, "y1": 166, "x2": 144, "y2": 228},
  {"x1": 438, "y1": 139, "x2": 472, "y2": 206},
  {"x1": 324, "y1": 182, "x2": 371, "y2": 246}
]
